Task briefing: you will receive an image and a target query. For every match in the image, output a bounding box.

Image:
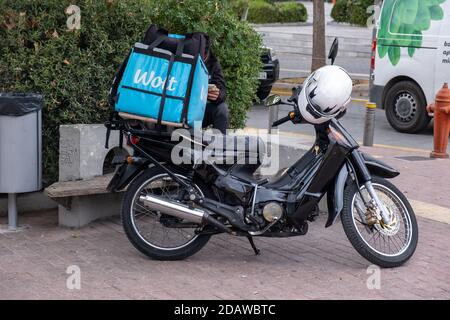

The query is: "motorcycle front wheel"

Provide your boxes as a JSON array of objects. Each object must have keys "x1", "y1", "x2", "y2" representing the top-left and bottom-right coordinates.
[
  {"x1": 341, "y1": 176, "x2": 418, "y2": 268},
  {"x1": 121, "y1": 166, "x2": 212, "y2": 261}
]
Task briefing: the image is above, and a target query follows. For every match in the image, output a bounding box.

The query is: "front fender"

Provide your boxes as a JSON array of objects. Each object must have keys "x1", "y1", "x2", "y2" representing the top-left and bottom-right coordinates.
[
  {"x1": 361, "y1": 152, "x2": 399, "y2": 178},
  {"x1": 325, "y1": 155, "x2": 399, "y2": 227},
  {"x1": 326, "y1": 166, "x2": 348, "y2": 228}
]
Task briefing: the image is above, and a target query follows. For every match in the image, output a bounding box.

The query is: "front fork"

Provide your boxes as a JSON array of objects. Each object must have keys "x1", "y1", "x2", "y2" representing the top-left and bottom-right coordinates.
[{"x1": 350, "y1": 150, "x2": 392, "y2": 225}]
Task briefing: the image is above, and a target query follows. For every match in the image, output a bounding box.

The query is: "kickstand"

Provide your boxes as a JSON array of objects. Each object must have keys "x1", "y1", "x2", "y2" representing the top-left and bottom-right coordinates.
[{"x1": 247, "y1": 236, "x2": 260, "y2": 255}]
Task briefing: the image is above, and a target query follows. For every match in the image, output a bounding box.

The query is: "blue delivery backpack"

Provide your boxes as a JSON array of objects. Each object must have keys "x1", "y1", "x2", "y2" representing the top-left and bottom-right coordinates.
[{"x1": 110, "y1": 26, "x2": 209, "y2": 128}]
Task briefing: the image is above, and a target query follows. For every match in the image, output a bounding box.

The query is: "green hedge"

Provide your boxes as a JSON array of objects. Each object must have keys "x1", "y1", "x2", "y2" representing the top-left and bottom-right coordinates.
[
  {"x1": 0, "y1": 0, "x2": 262, "y2": 183},
  {"x1": 231, "y1": 0, "x2": 308, "y2": 23},
  {"x1": 277, "y1": 2, "x2": 308, "y2": 23},
  {"x1": 331, "y1": 0, "x2": 349, "y2": 23},
  {"x1": 331, "y1": 0, "x2": 374, "y2": 26},
  {"x1": 247, "y1": 1, "x2": 280, "y2": 23}
]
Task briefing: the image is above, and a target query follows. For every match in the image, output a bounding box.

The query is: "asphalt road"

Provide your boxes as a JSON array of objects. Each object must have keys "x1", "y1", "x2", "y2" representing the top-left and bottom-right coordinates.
[
  {"x1": 247, "y1": 99, "x2": 448, "y2": 152},
  {"x1": 278, "y1": 52, "x2": 371, "y2": 79}
]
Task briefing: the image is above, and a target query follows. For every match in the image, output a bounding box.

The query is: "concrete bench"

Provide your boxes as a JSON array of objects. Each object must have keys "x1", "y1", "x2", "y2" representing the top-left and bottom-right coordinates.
[
  {"x1": 44, "y1": 124, "x2": 131, "y2": 228},
  {"x1": 45, "y1": 173, "x2": 124, "y2": 228}
]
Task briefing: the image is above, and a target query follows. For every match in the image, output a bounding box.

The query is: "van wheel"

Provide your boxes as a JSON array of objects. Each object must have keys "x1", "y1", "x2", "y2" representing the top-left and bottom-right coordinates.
[{"x1": 385, "y1": 81, "x2": 430, "y2": 134}]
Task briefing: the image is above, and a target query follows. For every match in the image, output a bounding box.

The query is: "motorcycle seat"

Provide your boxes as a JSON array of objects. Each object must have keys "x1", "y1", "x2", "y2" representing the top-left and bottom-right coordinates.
[{"x1": 177, "y1": 131, "x2": 266, "y2": 157}]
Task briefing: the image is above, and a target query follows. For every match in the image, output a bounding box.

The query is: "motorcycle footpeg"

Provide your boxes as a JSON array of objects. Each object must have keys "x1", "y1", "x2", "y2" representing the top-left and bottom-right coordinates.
[{"x1": 292, "y1": 220, "x2": 308, "y2": 235}]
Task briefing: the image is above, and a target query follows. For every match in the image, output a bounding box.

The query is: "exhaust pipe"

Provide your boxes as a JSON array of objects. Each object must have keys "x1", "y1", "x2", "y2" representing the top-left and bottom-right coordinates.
[
  {"x1": 139, "y1": 194, "x2": 204, "y2": 223},
  {"x1": 139, "y1": 194, "x2": 232, "y2": 234}
]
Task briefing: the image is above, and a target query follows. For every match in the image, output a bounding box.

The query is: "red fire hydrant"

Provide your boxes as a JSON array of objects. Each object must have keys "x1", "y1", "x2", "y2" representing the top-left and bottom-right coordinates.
[{"x1": 427, "y1": 83, "x2": 450, "y2": 159}]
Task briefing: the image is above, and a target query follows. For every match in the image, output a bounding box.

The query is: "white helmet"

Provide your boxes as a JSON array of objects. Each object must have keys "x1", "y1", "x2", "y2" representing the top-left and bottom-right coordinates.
[{"x1": 298, "y1": 65, "x2": 353, "y2": 124}]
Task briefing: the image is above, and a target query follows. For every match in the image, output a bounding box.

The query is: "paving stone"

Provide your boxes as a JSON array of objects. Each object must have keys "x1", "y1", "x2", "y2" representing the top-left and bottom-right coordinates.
[{"x1": 0, "y1": 209, "x2": 448, "y2": 299}]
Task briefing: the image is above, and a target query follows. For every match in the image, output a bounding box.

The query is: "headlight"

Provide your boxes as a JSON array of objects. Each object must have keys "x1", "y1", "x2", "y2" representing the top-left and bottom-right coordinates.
[{"x1": 269, "y1": 48, "x2": 277, "y2": 61}]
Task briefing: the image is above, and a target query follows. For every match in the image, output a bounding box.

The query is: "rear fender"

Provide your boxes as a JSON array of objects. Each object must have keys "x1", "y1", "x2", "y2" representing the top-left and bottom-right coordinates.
[{"x1": 107, "y1": 161, "x2": 149, "y2": 192}]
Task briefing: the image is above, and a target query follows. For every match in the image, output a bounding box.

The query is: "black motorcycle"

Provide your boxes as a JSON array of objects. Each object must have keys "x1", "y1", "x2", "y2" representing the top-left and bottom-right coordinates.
[{"x1": 106, "y1": 40, "x2": 418, "y2": 268}]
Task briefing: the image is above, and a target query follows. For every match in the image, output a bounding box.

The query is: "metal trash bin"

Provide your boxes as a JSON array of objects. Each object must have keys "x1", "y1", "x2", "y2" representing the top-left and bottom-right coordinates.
[{"x1": 0, "y1": 93, "x2": 43, "y2": 230}]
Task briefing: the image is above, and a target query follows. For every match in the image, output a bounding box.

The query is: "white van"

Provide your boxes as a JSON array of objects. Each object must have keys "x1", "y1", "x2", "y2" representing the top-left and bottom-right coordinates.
[{"x1": 370, "y1": 0, "x2": 450, "y2": 133}]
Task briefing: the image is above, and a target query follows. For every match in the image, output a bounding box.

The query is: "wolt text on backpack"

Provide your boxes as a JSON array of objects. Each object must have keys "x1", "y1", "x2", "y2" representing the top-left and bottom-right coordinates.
[{"x1": 109, "y1": 26, "x2": 209, "y2": 128}]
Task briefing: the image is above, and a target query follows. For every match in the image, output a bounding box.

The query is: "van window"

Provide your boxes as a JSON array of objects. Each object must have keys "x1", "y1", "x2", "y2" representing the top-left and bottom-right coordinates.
[
  {"x1": 377, "y1": 0, "x2": 447, "y2": 65},
  {"x1": 383, "y1": 0, "x2": 444, "y2": 37}
]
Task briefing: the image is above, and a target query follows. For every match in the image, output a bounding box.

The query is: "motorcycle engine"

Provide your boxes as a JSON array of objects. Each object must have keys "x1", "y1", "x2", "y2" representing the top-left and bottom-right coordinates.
[
  {"x1": 246, "y1": 201, "x2": 284, "y2": 228},
  {"x1": 262, "y1": 202, "x2": 284, "y2": 222}
]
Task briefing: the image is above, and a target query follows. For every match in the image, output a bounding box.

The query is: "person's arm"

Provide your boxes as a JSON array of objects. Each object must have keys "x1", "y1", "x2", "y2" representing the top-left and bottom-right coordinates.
[{"x1": 206, "y1": 50, "x2": 227, "y2": 105}]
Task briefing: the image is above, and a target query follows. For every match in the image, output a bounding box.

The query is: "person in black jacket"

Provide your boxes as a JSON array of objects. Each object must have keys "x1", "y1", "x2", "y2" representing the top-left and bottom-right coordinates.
[{"x1": 202, "y1": 47, "x2": 229, "y2": 134}]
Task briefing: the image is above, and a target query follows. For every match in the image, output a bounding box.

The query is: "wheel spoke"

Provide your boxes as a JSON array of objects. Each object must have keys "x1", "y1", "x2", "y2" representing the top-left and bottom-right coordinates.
[
  {"x1": 350, "y1": 182, "x2": 413, "y2": 257},
  {"x1": 129, "y1": 173, "x2": 203, "y2": 250}
]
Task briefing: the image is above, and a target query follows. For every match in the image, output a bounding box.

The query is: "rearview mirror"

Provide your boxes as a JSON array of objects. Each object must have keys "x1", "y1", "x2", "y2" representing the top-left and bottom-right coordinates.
[
  {"x1": 265, "y1": 94, "x2": 281, "y2": 107},
  {"x1": 328, "y1": 38, "x2": 339, "y2": 65}
]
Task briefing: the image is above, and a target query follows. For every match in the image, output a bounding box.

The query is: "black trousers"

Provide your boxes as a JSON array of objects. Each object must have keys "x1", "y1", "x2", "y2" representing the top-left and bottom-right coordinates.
[{"x1": 202, "y1": 102, "x2": 229, "y2": 134}]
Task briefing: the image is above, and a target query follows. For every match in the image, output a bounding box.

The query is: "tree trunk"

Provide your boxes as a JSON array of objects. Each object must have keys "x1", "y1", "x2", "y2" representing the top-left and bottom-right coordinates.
[
  {"x1": 241, "y1": 5, "x2": 249, "y2": 21},
  {"x1": 311, "y1": 0, "x2": 326, "y2": 71}
]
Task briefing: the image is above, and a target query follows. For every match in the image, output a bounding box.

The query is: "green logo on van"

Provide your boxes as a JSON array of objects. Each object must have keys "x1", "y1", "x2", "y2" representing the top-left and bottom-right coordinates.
[{"x1": 378, "y1": 0, "x2": 447, "y2": 65}]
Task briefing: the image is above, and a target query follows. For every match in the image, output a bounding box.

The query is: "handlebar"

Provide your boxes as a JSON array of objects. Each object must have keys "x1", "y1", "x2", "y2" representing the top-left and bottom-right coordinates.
[
  {"x1": 271, "y1": 110, "x2": 304, "y2": 128},
  {"x1": 272, "y1": 114, "x2": 292, "y2": 127},
  {"x1": 270, "y1": 86, "x2": 304, "y2": 128}
]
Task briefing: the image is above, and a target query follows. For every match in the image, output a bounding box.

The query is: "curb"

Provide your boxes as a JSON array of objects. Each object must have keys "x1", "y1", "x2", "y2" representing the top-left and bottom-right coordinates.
[
  {"x1": 410, "y1": 200, "x2": 450, "y2": 225},
  {"x1": 326, "y1": 21, "x2": 372, "y2": 29},
  {"x1": 0, "y1": 191, "x2": 56, "y2": 216},
  {"x1": 271, "y1": 82, "x2": 369, "y2": 99},
  {"x1": 279, "y1": 69, "x2": 370, "y2": 81},
  {"x1": 252, "y1": 22, "x2": 312, "y2": 28}
]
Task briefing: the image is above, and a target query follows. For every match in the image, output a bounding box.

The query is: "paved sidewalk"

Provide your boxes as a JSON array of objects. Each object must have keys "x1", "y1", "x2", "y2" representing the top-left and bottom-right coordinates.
[
  {"x1": 0, "y1": 139, "x2": 449, "y2": 300},
  {"x1": 0, "y1": 209, "x2": 448, "y2": 300},
  {"x1": 360, "y1": 145, "x2": 450, "y2": 210}
]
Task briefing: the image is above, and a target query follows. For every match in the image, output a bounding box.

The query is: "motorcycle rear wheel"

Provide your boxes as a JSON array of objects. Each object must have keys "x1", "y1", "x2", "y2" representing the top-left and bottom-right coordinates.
[
  {"x1": 121, "y1": 166, "x2": 212, "y2": 261},
  {"x1": 341, "y1": 176, "x2": 418, "y2": 268}
]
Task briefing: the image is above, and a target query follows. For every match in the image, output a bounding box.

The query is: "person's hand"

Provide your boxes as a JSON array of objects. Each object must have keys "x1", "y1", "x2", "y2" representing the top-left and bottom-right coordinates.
[{"x1": 208, "y1": 84, "x2": 220, "y2": 102}]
